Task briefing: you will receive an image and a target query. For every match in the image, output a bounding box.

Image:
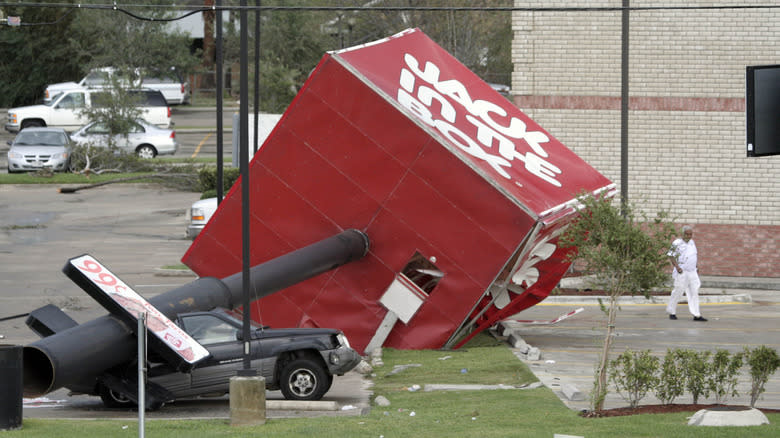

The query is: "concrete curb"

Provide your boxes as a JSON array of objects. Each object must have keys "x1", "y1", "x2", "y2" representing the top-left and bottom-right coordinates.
[
  {"x1": 541, "y1": 293, "x2": 752, "y2": 305},
  {"x1": 266, "y1": 400, "x2": 339, "y2": 411}
]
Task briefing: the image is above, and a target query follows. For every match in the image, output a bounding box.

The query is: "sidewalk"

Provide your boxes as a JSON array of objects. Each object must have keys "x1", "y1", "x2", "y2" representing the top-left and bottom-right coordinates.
[{"x1": 505, "y1": 277, "x2": 780, "y2": 413}]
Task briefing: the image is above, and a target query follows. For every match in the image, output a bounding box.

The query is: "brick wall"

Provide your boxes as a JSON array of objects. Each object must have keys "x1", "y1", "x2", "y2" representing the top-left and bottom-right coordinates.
[{"x1": 511, "y1": 0, "x2": 780, "y2": 277}]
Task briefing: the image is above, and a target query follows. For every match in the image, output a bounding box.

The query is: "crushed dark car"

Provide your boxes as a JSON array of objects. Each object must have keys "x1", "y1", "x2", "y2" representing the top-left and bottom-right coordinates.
[{"x1": 28, "y1": 305, "x2": 362, "y2": 409}]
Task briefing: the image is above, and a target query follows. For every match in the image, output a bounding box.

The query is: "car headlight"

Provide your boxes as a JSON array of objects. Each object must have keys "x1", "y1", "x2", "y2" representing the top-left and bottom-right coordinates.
[
  {"x1": 337, "y1": 333, "x2": 351, "y2": 349},
  {"x1": 8, "y1": 113, "x2": 17, "y2": 124},
  {"x1": 191, "y1": 207, "x2": 205, "y2": 221},
  {"x1": 8, "y1": 151, "x2": 22, "y2": 159},
  {"x1": 51, "y1": 152, "x2": 68, "y2": 160}
]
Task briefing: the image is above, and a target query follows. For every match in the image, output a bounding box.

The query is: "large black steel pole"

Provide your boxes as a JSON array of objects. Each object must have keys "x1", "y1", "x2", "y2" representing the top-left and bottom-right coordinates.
[
  {"x1": 238, "y1": 0, "x2": 254, "y2": 375},
  {"x1": 253, "y1": 0, "x2": 261, "y2": 154},
  {"x1": 621, "y1": 0, "x2": 630, "y2": 214},
  {"x1": 216, "y1": 0, "x2": 224, "y2": 203},
  {"x1": 22, "y1": 229, "x2": 369, "y2": 397}
]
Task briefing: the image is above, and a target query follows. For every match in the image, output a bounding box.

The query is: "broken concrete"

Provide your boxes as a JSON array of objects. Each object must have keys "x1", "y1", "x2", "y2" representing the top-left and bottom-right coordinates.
[{"x1": 561, "y1": 384, "x2": 585, "y2": 401}]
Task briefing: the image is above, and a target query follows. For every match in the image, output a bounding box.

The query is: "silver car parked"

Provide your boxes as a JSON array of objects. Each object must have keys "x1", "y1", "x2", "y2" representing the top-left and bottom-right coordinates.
[
  {"x1": 7, "y1": 127, "x2": 72, "y2": 173},
  {"x1": 71, "y1": 119, "x2": 179, "y2": 158}
]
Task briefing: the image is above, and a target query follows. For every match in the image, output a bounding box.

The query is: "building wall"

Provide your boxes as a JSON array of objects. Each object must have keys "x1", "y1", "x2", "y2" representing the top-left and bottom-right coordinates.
[{"x1": 511, "y1": 0, "x2": 780, "y2": 277}]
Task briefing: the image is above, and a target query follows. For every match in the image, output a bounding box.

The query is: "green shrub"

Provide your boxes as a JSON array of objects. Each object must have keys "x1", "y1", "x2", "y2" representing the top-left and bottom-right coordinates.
[
  {"x1": 655, "y1": 348, "x2": 686, "y2": 405},
  {"x1": 198, "y1": 166, "x2": 240, "y2": 196},
  {"x1": 709, "y1": 349, "x2": 743, "y2": 404},
  {"x1": 608, "y1": 349, "x2": 659, "y2": 408},
  {"x1": 745, "y1": 345, "x2": 780, "y2": 407},
  {"x1": 678, "y1": 349, "x2": 711, "y2": 404}
]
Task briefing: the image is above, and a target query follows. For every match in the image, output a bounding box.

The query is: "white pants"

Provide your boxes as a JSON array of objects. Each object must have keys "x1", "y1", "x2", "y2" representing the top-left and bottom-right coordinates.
[{"x1": 667, "y1": 270, "x2": 701, "y2": 317}]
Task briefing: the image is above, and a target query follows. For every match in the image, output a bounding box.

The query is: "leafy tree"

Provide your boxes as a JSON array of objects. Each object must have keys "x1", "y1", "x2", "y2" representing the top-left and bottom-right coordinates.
[
  {"x1": 71, "y1": 4, "x2": 200, "y2": 77},
  {"x1": 0, "y1": 1, "x2": 199, "y2": 108},
  {"x1": 346, "y1": 0, "x2": 513, "y2": 85},
  {"x1": 0, "y1": 4, "x2": 80, "y2": 106},
  {"x1": 217, "y1": 0, "x2": 512, "y2": 112},
  {"x1": 560, "y1": 192, "x2": 677, "y2": 411}
]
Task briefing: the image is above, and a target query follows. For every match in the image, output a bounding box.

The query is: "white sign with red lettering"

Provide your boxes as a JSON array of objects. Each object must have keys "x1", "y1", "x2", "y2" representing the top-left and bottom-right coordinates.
[{"x1": 70, "y1": 254, "x2": 210, "y2": 364}]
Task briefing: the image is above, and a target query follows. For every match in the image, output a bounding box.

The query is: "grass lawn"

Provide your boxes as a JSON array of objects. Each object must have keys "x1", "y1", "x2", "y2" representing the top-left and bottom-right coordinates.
[{"x1": 9, "y1": 333, "x2": 779, "y2": 437}]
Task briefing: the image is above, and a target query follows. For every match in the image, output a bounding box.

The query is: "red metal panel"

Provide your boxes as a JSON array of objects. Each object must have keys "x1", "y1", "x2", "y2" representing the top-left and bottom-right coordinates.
[
  {"x1": 273, "y1": 92, "x2": 409, "y2": 207},
  {"x1": 336, "y1": 29, "x2": 612, "y2": 215},
  {"x1": 383, "y1": 171, "x2": 516, "y2": 287},
  {"x1": 308, "y1": 59, "x2": 430, "y2": 169},
  {"x1": 384, "y1": 301, "x2": 458, "y2": 350},
  {"x1": 410, "y1": 139, "x2": 536, "y2": 251}
]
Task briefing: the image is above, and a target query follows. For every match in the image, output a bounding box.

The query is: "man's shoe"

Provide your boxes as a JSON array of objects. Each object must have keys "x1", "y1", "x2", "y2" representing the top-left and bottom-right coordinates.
[
  {"x1": 669, "y1": 314, "x2": 677, "y2": 320},
  {"x1": 693, "y1": 316, "x2": 708, "y2": 322}
]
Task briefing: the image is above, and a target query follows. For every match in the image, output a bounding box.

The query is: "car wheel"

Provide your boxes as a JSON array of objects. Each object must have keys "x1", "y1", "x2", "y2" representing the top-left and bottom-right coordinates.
[
  {"x1": 21, "y1": 120, "x2": 44, "y2": 130},
  {"x1": 136, "y1": 145, "x2": 157, "y2": 159},
  {"x1": 98, "y1": 384, "x2": 135, "y2": 409},
  {"x1": 279, "y1": 358, "x2": 330, "y2": 401}
]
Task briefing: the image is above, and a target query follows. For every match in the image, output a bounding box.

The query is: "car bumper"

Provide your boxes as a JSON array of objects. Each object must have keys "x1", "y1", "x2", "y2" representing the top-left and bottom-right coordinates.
[
  {"x1": 5, "y1": 123, "x2": 20, "y2": 133},
  {"x1": 8, "y1": 159, "x2": 68, "y2": 172},
  {"x1": 186, "y1": 224, "x2": 204, "y2": 239},
  {"x1": 322, "y1": 346, "x2": 362, "y2": 376}
]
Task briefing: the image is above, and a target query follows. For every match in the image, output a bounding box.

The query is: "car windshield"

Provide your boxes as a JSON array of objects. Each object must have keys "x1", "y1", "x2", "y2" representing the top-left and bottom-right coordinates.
[
  {"x1": 14, "y1": 131, "x2": 67, "y2": 147},
  {"x1": 217, "y1": 308, "x2": 263, "y2": 329},
  {"x1": 44, "y1": 93, "x2": 62, "y2": 106},
  {"x1": 82, "y1": 70, "x2": 111, "y2": 86}
]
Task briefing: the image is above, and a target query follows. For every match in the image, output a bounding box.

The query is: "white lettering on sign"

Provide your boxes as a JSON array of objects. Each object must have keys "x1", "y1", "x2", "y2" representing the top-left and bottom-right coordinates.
[
  {"x1": 398, "y1": 53, "x2": 562, "y2": 187},
  {"x1": 70, "y1": 255, "x2": 210, "y2": 364}
]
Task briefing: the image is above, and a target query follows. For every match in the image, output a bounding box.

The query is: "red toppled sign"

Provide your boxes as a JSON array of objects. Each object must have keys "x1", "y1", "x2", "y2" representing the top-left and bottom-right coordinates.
[{"x1": 183, "y1": 29, "x2": 613, "y2": 352}]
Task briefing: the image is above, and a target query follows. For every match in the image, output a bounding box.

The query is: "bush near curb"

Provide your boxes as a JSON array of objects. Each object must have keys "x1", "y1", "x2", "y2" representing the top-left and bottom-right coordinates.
[
  {"x1": 609, "y1": 346, "x2": 779, "y2": 407},
  {"x1": 746, "y1": 345, "x2": 780, "y2": 407},
  {"x1": 609, "y1": 349, "x2": 659, "y2": 408},
  {"x1": 197, "y1": 166, "x2": 240, "y2": 197}
]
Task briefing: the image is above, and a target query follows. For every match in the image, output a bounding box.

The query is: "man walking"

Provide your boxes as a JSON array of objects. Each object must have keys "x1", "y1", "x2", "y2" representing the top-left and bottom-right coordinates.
[{"x1": 666, "y1": 225, "x2": 707, "y2": 321}]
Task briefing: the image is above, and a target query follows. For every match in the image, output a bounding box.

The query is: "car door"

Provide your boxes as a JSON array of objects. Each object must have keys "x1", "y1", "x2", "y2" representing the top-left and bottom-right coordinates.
[
  {"x1": 179, "y1": 313, "x2": 255, "y2": 392},
  {"x1": 50, "y1": 91, "x2": 87, "y2": 130}
]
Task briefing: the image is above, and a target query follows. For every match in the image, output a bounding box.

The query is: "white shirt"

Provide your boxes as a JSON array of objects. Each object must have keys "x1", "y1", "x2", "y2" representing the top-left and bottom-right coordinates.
[{"x1": 668, "y1": 238, "x2": 697, "y2": 272}]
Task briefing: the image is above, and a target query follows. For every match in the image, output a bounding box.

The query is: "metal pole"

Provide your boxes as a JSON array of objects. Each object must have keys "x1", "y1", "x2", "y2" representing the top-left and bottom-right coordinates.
[
  {"x1": 253, "y1": 0, "x2": 261, "y2": 154},
  {"x1": 137, "y1": 313, "x2": 146, "y2": 438},
  {"x1": 239, "y1": 0, "x2": 255, "y2": 376},
  {"x1": 216, "y1": 0, "x2": 224, "y2": 204},
  {"x1": 620, "y1": 0, "x2": 630, "y2": 214}
]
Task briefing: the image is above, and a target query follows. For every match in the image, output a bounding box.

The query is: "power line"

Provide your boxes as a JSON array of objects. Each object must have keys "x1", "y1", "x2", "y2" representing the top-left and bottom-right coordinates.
[{"x1": 3, "y1": 2, "x2": 780, "y2": 25}]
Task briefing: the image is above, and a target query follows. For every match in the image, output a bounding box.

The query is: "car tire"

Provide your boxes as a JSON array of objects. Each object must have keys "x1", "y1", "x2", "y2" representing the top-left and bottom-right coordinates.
[
  {"x1": 136, "y1": 145, "x2": 157, "y2": 159},
  {"x1": 279, "y1": 358, "x2": 330, "y2": 401},
  {"x1": 99, "y1": 383, "x2": 136, "y2": 409},
  {"x1": 21, "y1": 120, "x2": 44, "y2": 130}
]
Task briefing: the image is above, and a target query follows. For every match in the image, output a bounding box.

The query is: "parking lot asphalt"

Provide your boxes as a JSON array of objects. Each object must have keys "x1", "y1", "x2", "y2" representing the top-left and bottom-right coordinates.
[{"x1": 2, "y1": 184, "x2": 779, "y2": 421}]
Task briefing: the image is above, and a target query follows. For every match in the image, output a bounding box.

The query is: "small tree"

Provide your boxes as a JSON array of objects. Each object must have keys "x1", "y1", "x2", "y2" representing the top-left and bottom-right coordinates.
[
  {"x1": 656, "y1": 348, "x2": 686, "y2": 405},
  {"x1": 71, "y1": 72, "x2": 144, "y2": 174},
  {"x1": 560, "y1": 192, "x2": 676, "y2": 411},
  {"x1": 608, "y1": 349, "x2": 659, "y2": 408},
  {"x1": 709, "y1": 349, "x2": 743, "y2": 404},
  {"x1": 745, "y1": 345, "x2": 780, "y2": 407}
]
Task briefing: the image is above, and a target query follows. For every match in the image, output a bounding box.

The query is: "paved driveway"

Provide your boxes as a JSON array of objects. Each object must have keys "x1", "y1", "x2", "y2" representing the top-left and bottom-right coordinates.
[{"x1": 0, "y1": 184, "x2": 371, "y2": 420}]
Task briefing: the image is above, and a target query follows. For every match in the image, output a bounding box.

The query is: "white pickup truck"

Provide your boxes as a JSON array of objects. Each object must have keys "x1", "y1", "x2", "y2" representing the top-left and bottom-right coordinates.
[
  {"x1": 6, "y1": 88, "x2": 172, "y2": 133},
  {"x1": 44, "y1": 67, "x2": 190, "y2": 105}
]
